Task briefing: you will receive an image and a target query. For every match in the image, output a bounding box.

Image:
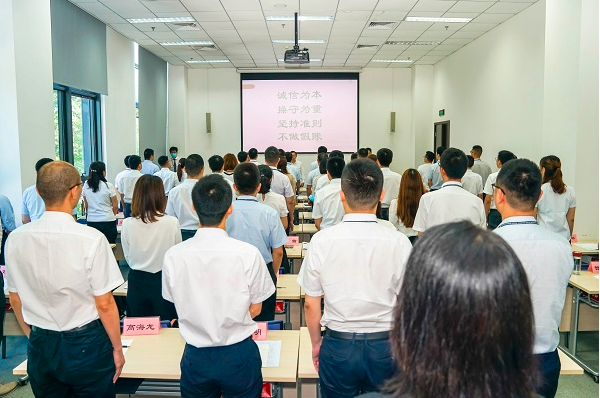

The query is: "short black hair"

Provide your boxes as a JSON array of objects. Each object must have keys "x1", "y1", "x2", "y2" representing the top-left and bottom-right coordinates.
[
  {"x1": 208, "y1": 155, "x2": 224, "y2": 173},
  {"x1": 128, "y1": 155, "x2": 142, "y2": 170},
  {"x1": 366, "y1": 147, "x2": 372, "y2": 153},
  {"x1": 278, "y1": 148, "x2": 286, "y2": 157},
  {"x1": 233, "y1": 162, "x2": 260, "y2": 195},
  {"x1": 376, "y1": 148, "x2": 393, "y2": 167},
  {"x1": 471, "y1": 145, "x2": 483, "y2": 157},
  {"x1": 341, "y1": 158, "x2": 383, "y2": 210},
  {"x1": 351, "y1": 152, "x2": 358, "y2": 160},
  {"x1": 192, "y1": 174, "x2": 232, "y2": 227},
  {"x1": 264, "y1": 146, "x2": 280, "y2": 164},
  {"x1": 436, "y1": 146, "x2": 446, "y2": 157},
  {"x1": 35, "y1": 158, "x2": 54, "y2": 172},
  {"x1": 496, "y1": 158, "x2": 541, "y2": 211},
  {"x1": 357, "y1": 148, "x2": 368, "y2": 158},
  {"x1": 319, "y1": 156, "x2": 329, "y2": 174},
  {"x1": 327, "y1": 157, "x2": 345, "y2": 179},
  {"x1": 143, "y1": 148, "x2": 154, "y2": 160},
  {"x1": 290, "y1": 150, "x2": 297, "y2": 156},
  {"x1": 285, "y1": 151, "x2": 293, "y2": 162},
  {"x1": 237, "y1": 151, "x2": 248, "y2": 163},
  {"x1": 317, "y1": 152, "x2": 328, "y2": 163},
  {"x1": 466, "y1": 155, "x2": 475, "y2": 168},
  {"x1": 425, "y1": 151, "x2": 435, "y2": 163},
  {"x1": 158, "y1": 155, "x2": 170, "y2": 167},
  {"x1": 184, "y1": 154, "x2": 204, "y2": 177},
  {"x1": 317, "y1": 146, "x2": 327, "y2": 154},
  {"x1": 169, "y1": 146, "x2": 178, "y2": 153},
  {"x1": 124, "y1": 155, "x2": 131, "y2": 168},
  {"x1": 498, "y1": 150, "x2": 517, "y2": 165},
  {"x1": 329, "y1": 150, "x2": 344, "y2": 159},
  {"x1": 248, "y1": 148, "x2": 258, "y2": 159},
  {"x1": 440, "y1": 148, "x2": 468, "y2": 179}
]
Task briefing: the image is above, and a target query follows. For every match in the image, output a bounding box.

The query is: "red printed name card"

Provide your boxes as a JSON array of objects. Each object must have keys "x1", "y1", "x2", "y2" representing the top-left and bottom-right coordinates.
[
  {"x1": 286, "y1": 236, "x2": 299, "y2": 247},
  {"x1": 122, "y1": 316, "x2": 160, "y2": 336},
  {"x1": 0, "y1": 266, "x2": 5, "y2": 279},
  {"x1": 252, "y1": 322, "x2": 268, "y2": 341}
]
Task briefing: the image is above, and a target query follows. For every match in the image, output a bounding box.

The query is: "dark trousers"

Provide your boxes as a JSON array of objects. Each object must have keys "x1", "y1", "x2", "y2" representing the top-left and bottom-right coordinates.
[
  {"x1": 181, "y1": 229, "x2": 197, "y2": 241},
  {"x1": 536, "y1": 349, "x2": 560, "y2": 398},
  {"x1": 488, "y1": 209, "x2": 502, "y2": 230},
  {"x1": 126, "y1": 269, "x2": 177, "y2": 322},
  {"x1": 319, "y1": 334, "x2": 395, "y2": 398},
  {"x1": 1, "y1": 231, "x2": 7, "y2": 338},
  {"x1": 124, "y1": 203, "x2": 132, "y2": 218},
  {"x1": 28, "y1": 321, "x2": 115, "y2": 398},
  {"x1": 87, "y1": 221, "x2": 118, "y2": 243},
  {"x1": 180, "y1": 337, "x2": 262, "y2": 398},
  {"x1": 280, "y1": 246, "x2": 291, "y2": 274},
  {"x1": 379, "y1": 207, "x2": 390, "y2": 221},
  {"x1": 254, "y1": 263, "x2": 276, "y2": 321}
]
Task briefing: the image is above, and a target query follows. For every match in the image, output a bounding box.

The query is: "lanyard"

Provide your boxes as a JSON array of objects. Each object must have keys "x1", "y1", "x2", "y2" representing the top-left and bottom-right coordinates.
[
  {"x1": 496, "y1": 221, "x2": 537, "y2": 228},
  {"x1": 343, "y1": 220, "x2": 378, "y2": 224},
  {"x1": 236, "y1": 198, "x2": 258, "y2": 202},
  {"x1": 442, "y1": 183, "x2": 462, "y2": 189}
]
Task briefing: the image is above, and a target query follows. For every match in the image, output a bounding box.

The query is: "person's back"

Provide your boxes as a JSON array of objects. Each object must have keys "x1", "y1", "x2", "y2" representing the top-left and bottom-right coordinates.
[
  {"x1": 471, "y1": 145, "x2": 493, "y2": 186},
  {"x1": 377, "y1": 148, "x2": 402, "y2": 220},
  {"x1": 427, "y1": 146, "x2": 446, "y2": 191},
  {"x1": 461, "y1": 156, "x2": 483, "y2": 197},
  {"x1": 140, "y1": 148, "x2": 159, "y2": 175},
  {"x1": 22, "y1": 158, "x2": 54, "y2": 223},
  {"x1": 120, "y1": 155, "x2": 144, "y2": 217},
  {"x1": 417, "y1": 152, "x2": 433, "y2": 191},
  {"x1": 312, "y1": 157, "x2": 346, "y2": 230},
  {"x1": 166, "y1": 154, "x2": 204, "y2": 240},
  {"x1": 154, "y1": 156, "x2": 179, "y2": 196},
  {"x1": 83, "y1": 162, "x2": 118, "y2": 243}
]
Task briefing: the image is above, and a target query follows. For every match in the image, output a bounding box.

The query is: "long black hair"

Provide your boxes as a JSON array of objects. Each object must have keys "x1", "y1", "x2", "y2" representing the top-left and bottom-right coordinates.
[
  {"x1": 258, "y1": 165, "x2": 272, "y2": 194},
  {"x1": 388, "y1": 221, "x2": 538, "y2": 398},
  {"x1": 87, "y1": 161, "x2": 108, "y2": 193}
]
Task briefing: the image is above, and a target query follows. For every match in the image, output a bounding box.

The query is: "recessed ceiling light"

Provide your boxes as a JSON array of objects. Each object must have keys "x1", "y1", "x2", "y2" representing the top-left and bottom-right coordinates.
[
  {"x1": 127, "y1": 17, "x2": 195, "y2": 24},
  {"x1": 371, "y1": 59, "x2": 414, "y2": 63},
  {"x1": 404, "y1": 16, "x2": 472, "y2": 23},
  {"x1": 385, "y1": 41, "x2": 441, "y2": 46},
  {"x1": 266, "y1": 15, "x2": 334, "y2": 21},
  {"x1": 160, "y1": 41, "x2": 214, "y2": 46},
  {"x1": 272, "y1": 39, "x2": 327, "y2": 44},
  {"x1": 186, "y1": 60, "x2": 230, "y2": 64},
  {"x1": 274, "y1": 3, "x2": 287, "y2": 8}
]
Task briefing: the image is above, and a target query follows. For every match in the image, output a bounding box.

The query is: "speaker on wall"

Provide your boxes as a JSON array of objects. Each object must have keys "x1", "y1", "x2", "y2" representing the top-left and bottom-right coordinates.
[
  {"x1": 206, "y1": 112, "x2": 212, "y2": 134},
  {"x1": 390, "y1": 111, "x2": 396, "y2": 133}
]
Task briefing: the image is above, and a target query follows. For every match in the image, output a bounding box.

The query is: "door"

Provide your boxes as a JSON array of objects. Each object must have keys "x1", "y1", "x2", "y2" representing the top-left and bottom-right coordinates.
[{"x1": 433, "y1": 121, "x2": 450, "y2": 150}]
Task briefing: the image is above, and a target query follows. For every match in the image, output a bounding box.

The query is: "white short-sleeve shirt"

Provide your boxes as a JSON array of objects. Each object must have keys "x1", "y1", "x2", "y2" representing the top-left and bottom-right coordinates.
[
  {"x1": 413, "y1": 182, "x2": 487, "y2": 232},
  {"x1": 154, "y1": 168, "x2": 180, "y2": 195},
  {"x1": 165, "y1": 179, "x2": 199, "y2": 230},
  {"x1": 483, "y1": 171, "x2": 499, "y2": 209},
  {"x1": 536, "y1": 183, "x2": 576, "y2": 241},
  {"x1": 83, "y1": 181, "x2": 117, "y2": 222},
  {"x1": 388, "y1": 199, "x2": 418, "y2": 237},
  {"x1": 461, "y1": 170, "x2": 483, "y2": 196},
  {"x1": 162, "y1": 228, "x2": 275, "y2": 348},
  {"x1": 122, "y1": 214, "x2": 182, "y2": 273},
  {"x1": 494, "y1": 216, "x2": 573, "y2": 354},
  {"x1": 115, "y1": 168, "x2": 131, "y2": 194},
  {"x1": 297, "y1": 213, "x2": 412, "y2": 333},
  {"x1": 257, "y1": 191, "x2": 288, "y2": 217},
  {"x1": 314, "y1": 174, "x2": 330, "y2": 193},
  {"x1": 269, "y1": 167, "x2": 294, "y2": 198},
  {"x1": 119, "y1": 170, "x2": 143, "y2": 204},
  {"x1": 5, "y1": 212, "x2": 124, "y2": 331},
  {"x1": 381, "y1": 168, "x2": 402, "y2": 208},
  {"x1": 312, "y1": 179, "x2": 344, "y2": 229},
  {"x1": 471, "y1": 159, "x2": 493, "y2": 188},
  {"x1": 417, "y1": 163, "x2": 432, "y2": 190}
]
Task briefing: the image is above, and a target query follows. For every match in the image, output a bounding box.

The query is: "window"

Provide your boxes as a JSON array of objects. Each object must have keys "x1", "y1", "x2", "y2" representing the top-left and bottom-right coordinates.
[{"x1": 53, "y1": 85, "x2": 102, "y2": 176}]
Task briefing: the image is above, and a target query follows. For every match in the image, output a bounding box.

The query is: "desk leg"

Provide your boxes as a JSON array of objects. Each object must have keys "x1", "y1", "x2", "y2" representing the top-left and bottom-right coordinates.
[
  {"x1": 275, "y1": 382, "x2": 282, "y2": 398},
  {"x1": 317, "y1": 381, "x2": 322, "y2": 398},
  {"x1": 285, "y1": 301, "x2": 291, "y2": 326},
  {"x1": 296, "y1": 379, "x2": 302, "y2": 398},
  {"x1": 568, "y1": 287, "x2": 580, "y2": 355},
  {"x1": 300, "y1": 297, "x2": 305, "y2": 327}
]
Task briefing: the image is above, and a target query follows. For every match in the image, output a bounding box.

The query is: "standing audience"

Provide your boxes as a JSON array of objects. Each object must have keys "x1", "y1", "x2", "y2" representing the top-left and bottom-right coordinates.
[
  {"x1": 166, "y1": 154, "x2": 204, "y2": 241},
  {"x1": 417, "y1": 151, "x2": 434, "y2": 191},
  {"x1": 483, "y1": 150, "x2": 517, "y2": 229},
  {"x1": 312, "y1": 157, "x2": 345, "y2": 230},
  {"x1": 21, "y1": 158, "x2": 54, "y2": 224},
  {"x1": 461, "y1": 155, "x2": 484, "y2": 198},
  {"x1": 154, "y1": 155, "x2": 179, "y2": 196},
  {"x1": 140, "y1": 148, "x2": 159, "y2": 175},
  {"x1": 470, "y1": 145, "x2": 493, "y2": 194},
  {"x1": 389, "y1": 168, "x2": 425, "y2": 243},
  {"x1": 83, "y1": 161, "x2": 118, "y2": 243},
  {"x1": 376, "y1": 148, "x2": 401, "y2": 221},
  {"x1": 222, "y1": 153, "x2": 238, "y2": 182},
  {"x1": 118, "y1": 155, "x2": 143, "y2": 218}
]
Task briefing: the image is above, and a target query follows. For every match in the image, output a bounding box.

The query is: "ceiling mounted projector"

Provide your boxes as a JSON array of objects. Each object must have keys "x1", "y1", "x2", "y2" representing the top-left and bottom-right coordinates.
[{"x1": 284, "y1": 13, "x2": 310, "y2": 64}]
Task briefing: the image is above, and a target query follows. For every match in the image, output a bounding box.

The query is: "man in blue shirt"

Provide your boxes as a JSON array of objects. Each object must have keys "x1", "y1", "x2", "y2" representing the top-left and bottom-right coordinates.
[
  {"x1": 226, "y1": 163, "x2": 287, "y2": 321},
  {"x1": 427, "y1": 146, "x2": 446, "y2": 191},
  {"x1": 22, "y1": 158, "x2": 54, "y2": 224},
  {"x1": 140, "y1": 148, "x2": 160, "y2": 175}
]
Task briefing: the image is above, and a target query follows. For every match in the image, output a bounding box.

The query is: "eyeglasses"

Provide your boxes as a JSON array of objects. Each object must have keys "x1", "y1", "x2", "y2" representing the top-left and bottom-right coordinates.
[
  {"x1": 491, "y1": 183, "x2": 505, "y2": 195},
  {"x1": 69, "y1": 182, "x2": 83, "y2": 190}
]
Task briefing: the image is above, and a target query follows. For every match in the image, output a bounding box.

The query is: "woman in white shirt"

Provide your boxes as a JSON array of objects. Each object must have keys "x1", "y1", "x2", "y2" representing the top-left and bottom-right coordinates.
[
  {"x1": 536, "y1": 155, "x2": 576, "y2": 241},
  {"x1": 82, "y1": 161, "x2": 118, "y2": 243},
  {"x1": 389, "y1": 168, "x2": 426, "y2": 244},
  {"x1": 122, "y1": 175, "x2": 182, "y2": 321},
  {"x1": 222, "y1": 153, "x2": 238, "y2": 182}
]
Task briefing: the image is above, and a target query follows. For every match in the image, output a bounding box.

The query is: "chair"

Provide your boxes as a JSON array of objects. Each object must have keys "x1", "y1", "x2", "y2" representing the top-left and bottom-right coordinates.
[{"x1": 265, "y1": 319, "x2": 284, "y2": 330}]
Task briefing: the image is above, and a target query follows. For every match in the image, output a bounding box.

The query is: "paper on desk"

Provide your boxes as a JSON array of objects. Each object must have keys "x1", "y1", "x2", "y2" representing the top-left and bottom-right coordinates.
[
  {"x1": 594, "y1": 275, "x2": 600, "y2": 280},
  {"x1": 574, "y1": 243, "x2": 599, "y2": 251},
  {"x1": 255, "y1": 340, "x2": 281, "y2": 367}
]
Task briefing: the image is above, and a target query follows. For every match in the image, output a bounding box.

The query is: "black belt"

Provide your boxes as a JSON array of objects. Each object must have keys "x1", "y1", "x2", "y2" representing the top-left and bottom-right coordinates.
[
  {"x1": 324, "y1": 328, "x2": 389, "y2": 341},
  {"x1": 31, "y1": 319, "x2": 102, "y2": 335}
]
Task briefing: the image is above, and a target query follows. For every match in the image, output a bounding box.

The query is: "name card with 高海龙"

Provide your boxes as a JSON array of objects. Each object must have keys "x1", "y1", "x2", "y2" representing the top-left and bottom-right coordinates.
[{"x1": 122, "y1": 316, "x2": 160, "y2": 336}]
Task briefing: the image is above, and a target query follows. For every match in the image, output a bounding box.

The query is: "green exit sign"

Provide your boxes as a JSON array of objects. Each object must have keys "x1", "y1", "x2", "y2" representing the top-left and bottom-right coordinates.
[{"x1": 439, "y1": 109, "x2": 445, "y2": 117}]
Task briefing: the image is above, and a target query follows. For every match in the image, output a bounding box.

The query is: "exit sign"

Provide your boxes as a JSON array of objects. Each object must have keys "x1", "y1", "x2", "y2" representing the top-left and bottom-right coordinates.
[{"x1": 439, "y1": 109, "x2": 445, "y2": 117}]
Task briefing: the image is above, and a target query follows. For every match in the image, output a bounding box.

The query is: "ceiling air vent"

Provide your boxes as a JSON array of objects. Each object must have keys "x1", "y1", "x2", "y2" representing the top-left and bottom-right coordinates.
[
  {"x1": 356, "y1": 44, "x2": 379, "y2": 50},
  {"x1": 170, "y1": 22, "x2": 201, "y2": 31},
  {"x1": 367, "y1": 21, "x2": 397, "y2": 30},
  {"x1": 192, "y1": 45, "x2": 218, "y2": 51}
]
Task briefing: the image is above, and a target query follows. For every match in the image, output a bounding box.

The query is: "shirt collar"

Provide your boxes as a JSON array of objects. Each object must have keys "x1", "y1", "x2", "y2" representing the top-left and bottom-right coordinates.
[
  {"x1": 183, "y1": 178, "x2": 199, "y2": 185},
  {"x1": 499, "y1": 215, "x2": 536, "y2": 225},
  {"x1": 329, "y1": 178, "x2": 341, "y2": 185},
  {"x1": 237, "y1": 195, "x2": 258, "y2": 201},
  {"x1": 41, "y1": 211, "x2": 76, "y2": 222},
  {"x1": 192, "y1": 228, "x2": 228, "y2": 239},
  {"x1": 342, "y1": 213, "x2": 378, "y2": 223},
  {"x1": 442, "y1": 181, "x2": 462, "y2": 188}
]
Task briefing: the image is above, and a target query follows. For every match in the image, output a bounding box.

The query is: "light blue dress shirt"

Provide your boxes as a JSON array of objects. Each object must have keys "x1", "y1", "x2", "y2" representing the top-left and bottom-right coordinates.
[
  {"x1": 428, "y1": 162, "x2": 444, "y2": 190},
  {"x1": 21, "y1": 185, "x2": 45, "y2": 221},
  {"x1": 226, "y1": 195, "x2": 288, "y2": 264},
  {"x1": 140, "y1": 160, "x2": 160, "y2": 175},
  {"x1": 0, "y1": 195, "x2": 16, "y2": 231}
]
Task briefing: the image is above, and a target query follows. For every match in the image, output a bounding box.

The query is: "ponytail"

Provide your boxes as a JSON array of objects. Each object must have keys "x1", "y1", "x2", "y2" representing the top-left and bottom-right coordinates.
[
  {"x1": 177, "y1": 158, "x2": 186, "y2": 182},
  {"x1": 87, "y1": 161, "x2": 107, "y2": 193},
  {"x1": 540, "y1": 155, "x2": 566, "y2": 194},
  {"x1": 258, "y1": 165, "x2": 272, "y2": 194}
]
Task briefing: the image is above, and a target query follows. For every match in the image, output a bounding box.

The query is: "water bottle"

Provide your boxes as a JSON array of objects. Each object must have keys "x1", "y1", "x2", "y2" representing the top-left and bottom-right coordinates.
[{"x1": 573, "y1": 251, "x2": 582, "y2": 275}]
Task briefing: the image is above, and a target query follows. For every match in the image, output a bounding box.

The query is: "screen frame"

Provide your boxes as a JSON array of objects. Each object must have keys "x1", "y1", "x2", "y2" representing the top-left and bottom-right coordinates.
[{"x1": 240, "y1": 72, "x2": 360, "y2": 154}]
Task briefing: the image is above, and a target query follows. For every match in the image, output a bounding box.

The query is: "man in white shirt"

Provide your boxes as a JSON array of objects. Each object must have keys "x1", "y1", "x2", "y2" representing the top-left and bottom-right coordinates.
[
  {"x1": 290, "y1": 150, "x2": 303, "y2": 179},
  {"x1": 264, "y1": 146, "x2": 295, "y2": 227},
  {"x1": 285, "y1": 151, "x2": 303, "y2": 192},
  {"x1": 248, "y1": 148, "x2": 261, "y2": 165},
  {"x1": 163, "y1": 174, "x2": 275, "y2": 398},
  {"x1": 6, "y1": 161, "x2": 124, "y2": 397},
  {"x1": 427, "y1": 146, "x2": 446, "y2": 191},
  {"x1": 414, "y1": 148, "x2": 486, "y2": 235},
  {"x1": 312, "y1": 157, "x2": 345, "y2": 230},
  {"x1": 376, "y1": 148, "x2": 402, "y2": 220},
  {"x1": 492, "y1": 158, "x2": 572, "y2": 398},
  {"x1": 461, "y1": 155, "x2": 483, "y2": 198},
  {"x1": 483, "y1": 150, "x2": 516, "y2": 229},
  {"x1": 298, "y1": 159, "x2": 412, "y2": 398},
  {"x1": 417, "y1": 151, "x2": 434, "y2": 191},
  {"x1": 21, "y1": 158, "x2": 54, "y2": 224},
  {"x1": 118, "y1": 155, "x2": 143, "y2": 218},
  {"x1": 114, "y1": 155, "x2": 132, "y2": 209},
  {"x1": 207, "y1": 155, "x2": 236, "y2": 203},
  {"x1": 166, "y1": 154, "x2": 204, "y2": 241},
  {"x1": 470, "y1": 145, "x2": 493, "y2": 196},
  {"x1": 140, "y1": 148, "x2": 160, "y2": 175},
  {"x1": 306, "y1": 153, "x2": 328, "y2": 197},
  {"x1": 309, "y1": 145, "x2": 328, "y2": 172},
  {"x1": 154, "y1": 155, "x2": 179, "y2": 196},
  {"x1": 237, "y1": 150, "x2": 249, "y2": 163}
]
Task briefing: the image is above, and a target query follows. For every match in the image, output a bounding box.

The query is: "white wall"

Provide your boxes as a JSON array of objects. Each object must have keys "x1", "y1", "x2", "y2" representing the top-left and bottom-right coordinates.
[
  {"x1": 167, "y1": 65, "x2": 188, "y2": 155},
  {"x1": 103, "y1": 27, "x2": 136, "y2": 185},
  {"x1": 411, "y1": 65, "x2": 433, "y2": 165}
]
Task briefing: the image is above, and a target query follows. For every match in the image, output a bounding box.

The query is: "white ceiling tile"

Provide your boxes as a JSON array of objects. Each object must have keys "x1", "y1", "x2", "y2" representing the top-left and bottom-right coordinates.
[
  {"x1": 206, "y1": 29, "x2": 241, "y2": 38},
  {"x1": 406, "y1": 11, "x2": 445, "y2": 17},
  {"x1": 260, "y1": 0, "x2": 300, "y2": 11},
  {"x1": 145, "y1": 31, "x2": 181, "y2": 40},
  {"x1": 99, "y1": 1, "x2": 152, "y2": 17},
  {"x1": 139, "y1": 0, "x2": 187, "y2": 13},
  {"x1": 74, "y1": 2, "x2": 113, "y2": 14},
  {"x1": 426, "y1": 49, "x2": 454, "y2": 55},
  {"x1": 153, "y1": 11, "x2": 193, "y2": 18},
  {"x1": 378, "y1": 45, "x2": 410, "y2": 52},
  {"x1": 442, "y1": 38, "x2": 473, "y2": 46},
  {"x1": 449, "y1": 30, "x2": 485, "y2": 39},
  {"x1": 387, "y1": 31, "x2": 421, "y2": 40},
  {"x1": 180, "y1": 0, "x2": 224, "y2": 12},
  {"x1": 94, "y1": 13, "x2": 128, "y2": 24},
  {"x1": 400, "y1": 50, "x2": 428, "y2": 57},
  {"x1": 472, "y1": 13, "x2": 514, "y2": 24},
  {"x1": 233, "y1": 21, "x2": 267, "y2": 29},
  {"x1": 200, "y1": 21, "x2": 236, "y2": 30},
  {"x1": 439, "y1": 12, "x2": 479, "y2": 20},
  {"x1": 485, "y1": 2, "x2": 533, "y2": 13},
  {"x1": 190, "y1": 11, "x2": 230, "y2": 21},
  {"x1": 136, "y1": 23, "x2": 172, "y2": 32},
  {"x1": 387, "y1": 63, "x2": 412, "y2": 68},
  {"x1": 335, "y1": 11, "x2": 373, "y2": 21},
  {"x1": 228, "y1": 11, "x2": 265, "y2": 21},
  {"x1": 434, "y1": 44, "x2": 463, "y2": 50},
  {"x1": 447, "y1": 1, "x2": 495, "y2": 13},
  {"x1": 374, "y1": 0, "x2": 419, "y2": 12},
  {"x1": 110, "y1": 23, "x2": 143, "y2": 34},
  {"x1": 412, "y1": 1, "x2": 457, "y2": 13},
  {"x1": 428, "y1": 21, "x2": 468, "y2": 31},
  {"x1": 220, "y1": 0, "x2": 262, "y2": 11},
  {"x1": 299, "y1": 0, "x2": 338, "y2": 11},
  {"x1": 176, "y1": 30, "x2": 212, "y2": 39},
  {"x1": 338, "y1": 0, "x2": 378, "y2": 11},
  {"x1": 459, "y1": 22, "x2": 497, "y2": 32},
  {"x1": 418, "y1": 30, "x2": 453, "y2": 40},
  {"x1": 370, "y1": 11, "x2": 408, "y2": 21},
  {"x1": 395, "y1": 21, "x2": 433, "y2": 31}
]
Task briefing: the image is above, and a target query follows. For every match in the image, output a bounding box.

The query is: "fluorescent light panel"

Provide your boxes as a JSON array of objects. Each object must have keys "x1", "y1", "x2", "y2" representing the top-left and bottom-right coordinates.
[
  {"x1": 186, "y1": 60, "x2": 230, "y2": 63},
  {"x1": 277, "y1": 59, "x2": 322, "y2": 62},
  {"x1": 266, "y1": 15, "x2": 334, "y2": 21},
  {"x1": 385, "y1": 41, "x2": 441, "y2": 46},
  {"x1": 371, "y1": 59, "x2": 414, "y2": 63},
  {"x1": 272, "y1": 39, "x2": 327, "y2": 44},
  {"x1": 404, "y1": 16, "x2": 472, "y2": 23},
  {"x1": 160, "y1": 41, "x2": 214, "y2": 46},
  {"x1": 127, "y1": 17, "x2": 195, "y2": 24}
]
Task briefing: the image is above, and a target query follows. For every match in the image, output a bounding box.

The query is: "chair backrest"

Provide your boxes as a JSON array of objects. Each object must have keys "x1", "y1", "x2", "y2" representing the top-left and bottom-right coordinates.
[{"x1": 266, "y1": 320, "x2": 284, "y2": 330}]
